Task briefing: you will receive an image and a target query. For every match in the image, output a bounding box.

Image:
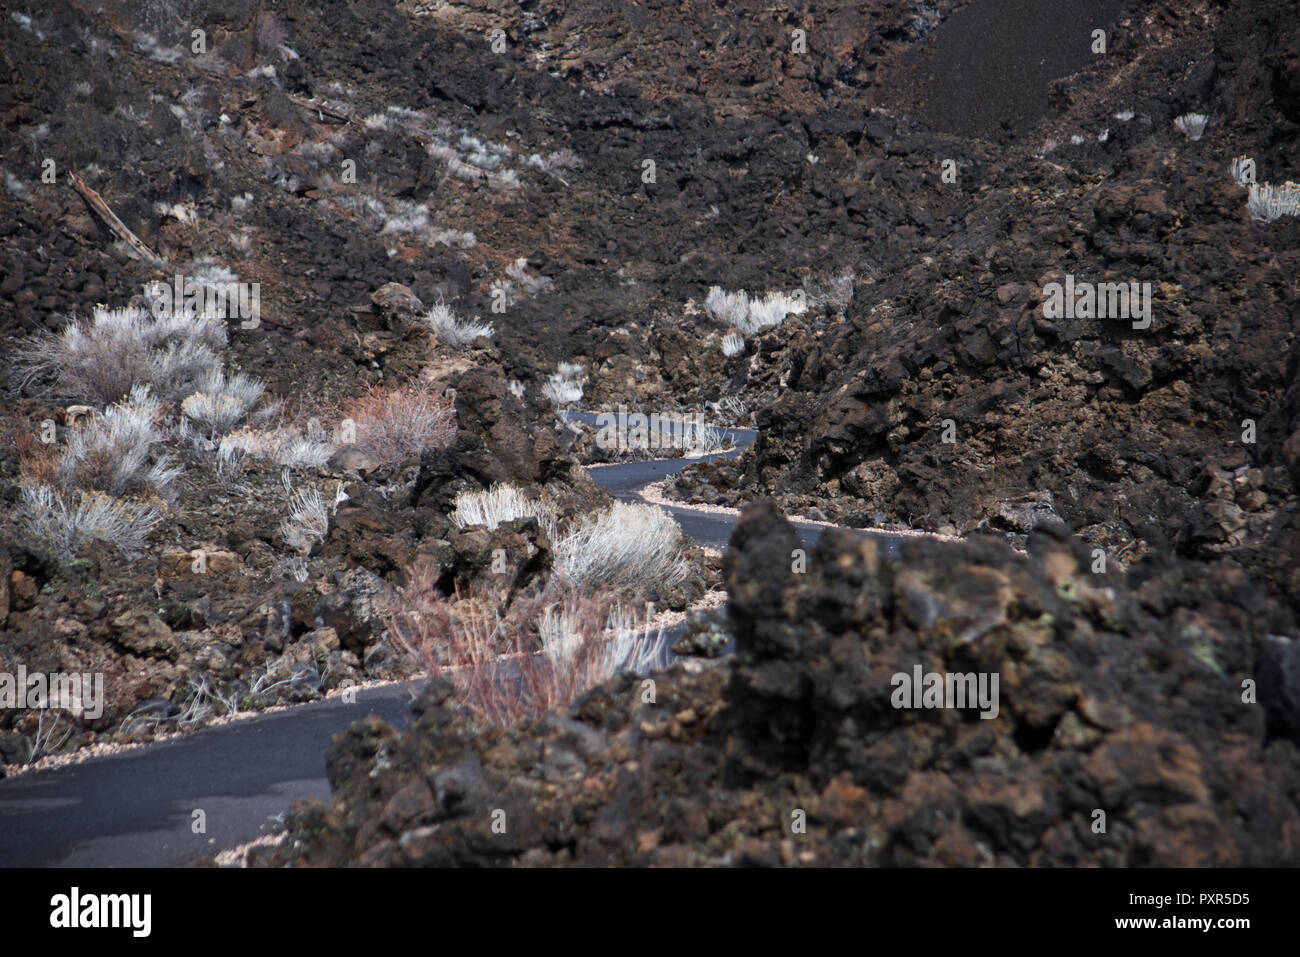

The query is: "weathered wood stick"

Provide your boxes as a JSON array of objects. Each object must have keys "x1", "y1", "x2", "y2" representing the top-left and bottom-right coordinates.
[
  {"x1": 247, "y1": 3, "x2": 261, "y2": 70},
  {"x1": 67, "y1": 172, "x2": 168, "y2": 270},
  {"x1": 286, "y1": 93, "x2": 356, "y2": 126}
]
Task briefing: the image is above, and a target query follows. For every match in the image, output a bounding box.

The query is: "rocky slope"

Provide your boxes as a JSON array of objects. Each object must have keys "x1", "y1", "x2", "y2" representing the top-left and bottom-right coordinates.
[
  {"x1": 0, "y1": 363, "x2": 618, "y2": 764},
  {"x1": 667, "y1": 0, "x2": 1300, "y2": 616},
  {"x1": 1, "y1": 0, "x2": 1298, "y2": 866},
  {"x1": 260, "y1": 503, "x2": 1300, "y2": 866}
]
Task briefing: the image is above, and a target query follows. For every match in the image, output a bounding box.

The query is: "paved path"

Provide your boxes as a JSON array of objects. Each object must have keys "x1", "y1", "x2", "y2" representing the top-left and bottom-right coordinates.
[
  {"x1": 0, "y1": 413, "x2": 763, "y2": 867},
  {"x1": 0, "y1": 682, "x2": 415, "y2": 867},
  {"x1": 0, "y1": 412, "x2": 918, "y2": 867}
]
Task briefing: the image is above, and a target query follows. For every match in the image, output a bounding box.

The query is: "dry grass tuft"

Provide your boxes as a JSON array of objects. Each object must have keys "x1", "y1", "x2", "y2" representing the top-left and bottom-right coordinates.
[
  {"x1": 451, "y1": 483, "x2": 556, "y2": 537},
  {"x1": 553, "y1": 501, "x2": 691, "y2": 594},
  {"x1": 18, "y1": 486, "x2": 163, "y2": 558},
  {"x1": 424, "y1": 300, "x2": 493, "y2": 348},
  {"x1": 385, "y1": 570, "x2": 665, "y2": 725}
]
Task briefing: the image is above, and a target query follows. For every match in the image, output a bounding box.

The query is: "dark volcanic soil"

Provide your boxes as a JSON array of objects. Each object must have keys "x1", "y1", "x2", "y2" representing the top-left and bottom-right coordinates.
[
  {"x1": 894, "y1": 0, "x2": 1128, "y2": 139},
  {"x1": 1, "y1": 0, "x2": 1299, "y2": 865},
  {"x1": 668, "y1": 0, "x2": 1300, "y2": 616}
]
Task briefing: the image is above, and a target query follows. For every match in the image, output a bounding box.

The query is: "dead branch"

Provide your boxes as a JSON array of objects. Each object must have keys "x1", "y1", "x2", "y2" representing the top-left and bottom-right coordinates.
[
  {"x1": 67, "y1": 172, "x2": 168, "y2": 270},
  {"x1": 286, "y1": 93, "x2": 356, "y2": 126}
]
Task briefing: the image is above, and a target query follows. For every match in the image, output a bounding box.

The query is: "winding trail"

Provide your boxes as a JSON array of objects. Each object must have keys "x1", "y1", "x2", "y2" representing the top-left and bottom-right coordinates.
[
  {"x1": 560, "y1": 411, "x2": 842, "y2": 549},
  {"x1": 0, "y1": 683, "x2": 415, "y2": 867},
  {"x1": 0, "y1": 414, "x2": 893, "y2": 867}
]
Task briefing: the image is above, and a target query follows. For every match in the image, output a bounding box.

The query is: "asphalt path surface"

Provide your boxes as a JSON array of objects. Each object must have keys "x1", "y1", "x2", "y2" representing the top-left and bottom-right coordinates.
[
  {"x1": 0, "y1": 412, "x2": 766, "y2": 867},
  {"x1": 559, "y1": 410, "x2": 830, "y2": 549},
  {"x1": 0, "y1": 682, "x2": 416, "y2": 867},
  {"x1": 0, "y1": 412, "x2": 915, "y2": 866}
]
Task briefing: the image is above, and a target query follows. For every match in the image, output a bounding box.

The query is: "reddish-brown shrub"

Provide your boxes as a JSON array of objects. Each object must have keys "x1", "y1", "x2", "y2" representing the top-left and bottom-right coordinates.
[
  {"x1": 382, "y1": 566, "x2": 653, "y2": 725},
  {"x1": 339, "y1": 380, "x2": 455, "y2": 467}
]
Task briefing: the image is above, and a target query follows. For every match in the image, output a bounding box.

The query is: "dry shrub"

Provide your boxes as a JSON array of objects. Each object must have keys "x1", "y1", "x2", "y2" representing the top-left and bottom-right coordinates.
[
  {"x1": 13, "y1": 390, "x2": 175, "y2": 559},
  {"x1": 340, "y1": 380, "x2": 456, "y2": 466},
  {"x1": 14, "y1": 414, "x2": 58, "y2": 485},
  {"x1": 179, "y1": 369, "x2": 266, "y2": 439},
  {"x1": 384, "y1": 566, "x2": 661, "y2": 725},
  {"x1": 19, "y1": 486, "x2": 162, "y2": 558},
  {"x1": 254, "y1": 10, "x2": 288, "y2": 53},
  {"x1": 11, "y1": 304, "x2": 225, "y2": 406},
  {"x1": 54, "y1": 386, "x2": 178, "y2": 502}
]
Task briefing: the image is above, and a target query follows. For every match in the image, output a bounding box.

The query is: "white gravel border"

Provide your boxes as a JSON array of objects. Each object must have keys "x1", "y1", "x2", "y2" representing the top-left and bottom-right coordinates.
[
  {"x1": 636, "y1": 478, "x2": 965, "y2": 543},
  {"x1": 1, "y1": 675, "x2": 419, "y2": 779}
]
